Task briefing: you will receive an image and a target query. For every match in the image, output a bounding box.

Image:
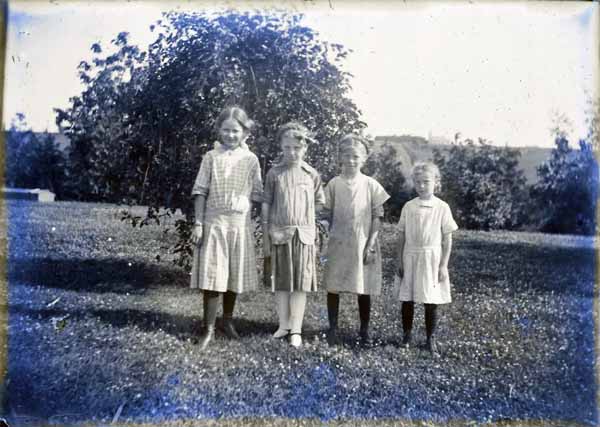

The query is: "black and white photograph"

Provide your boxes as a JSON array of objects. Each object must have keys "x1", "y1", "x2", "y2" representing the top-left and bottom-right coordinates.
[{"x1": 2, "y1": 1, "x2": 598, "y2": 426}]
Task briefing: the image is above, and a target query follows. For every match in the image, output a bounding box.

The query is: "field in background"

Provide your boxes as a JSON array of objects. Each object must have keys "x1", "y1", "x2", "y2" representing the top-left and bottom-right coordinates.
[{"x1": 3, "y1": 200, "x2": 597, "y2": 426}]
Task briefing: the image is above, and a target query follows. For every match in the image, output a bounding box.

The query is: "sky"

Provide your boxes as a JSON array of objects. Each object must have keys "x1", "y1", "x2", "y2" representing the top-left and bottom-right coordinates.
[{"x1": 3, "y1": 0, "x2": 598, "y2": 148}]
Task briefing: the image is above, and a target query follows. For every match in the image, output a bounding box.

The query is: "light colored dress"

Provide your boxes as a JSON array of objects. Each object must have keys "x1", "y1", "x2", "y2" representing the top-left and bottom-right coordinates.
[
  {"x1": 264, "y1": 161, "x2": 325, "y2": 292},
  {"x1": 396, "y1": 196, "x2": 458, "y2": 304},
  {"x1": 323, "y1": 173, "x2": 390, "y2": 295},
  {"x1": 190, "y1": 145, "x2": 263, "y2": 293}
]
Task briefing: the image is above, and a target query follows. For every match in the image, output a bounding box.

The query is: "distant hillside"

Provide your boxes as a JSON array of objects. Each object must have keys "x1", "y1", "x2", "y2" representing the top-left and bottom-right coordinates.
[{"x1": 373, "y1": 135, "x2": 552, "y2": 184}]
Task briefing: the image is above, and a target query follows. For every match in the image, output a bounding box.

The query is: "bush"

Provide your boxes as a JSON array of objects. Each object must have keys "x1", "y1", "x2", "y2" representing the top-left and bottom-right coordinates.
[
  {"x1": 363, "y1": 142, "x2": 411, "y2": 221},
  {"x1": 5, "y1": 114, "x2": 66, "y2": 198},
  {"x1": 531, "y1": 136, "x2": 598, "y2": 235},
  {"x1": 433, "y1": 138, "x2": 528, "y2": 231}
]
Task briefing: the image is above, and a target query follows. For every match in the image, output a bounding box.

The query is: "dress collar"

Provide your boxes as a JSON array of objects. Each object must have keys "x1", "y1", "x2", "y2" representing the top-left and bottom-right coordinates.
[{"x1": 417, "y1": 196, "x2": 437, "y2": 207}]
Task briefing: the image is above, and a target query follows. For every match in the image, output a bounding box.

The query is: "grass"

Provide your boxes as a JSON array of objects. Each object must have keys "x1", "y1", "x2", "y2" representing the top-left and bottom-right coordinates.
[{"x1": 3, "y1": 200, "x2": 598, "y2": 426}]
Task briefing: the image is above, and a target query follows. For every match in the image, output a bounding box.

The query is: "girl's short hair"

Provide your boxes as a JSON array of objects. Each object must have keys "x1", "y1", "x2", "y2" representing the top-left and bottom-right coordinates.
[
  {"x1": 276, "y1": 122, "x2": 316, "y2": 146},
  {"x1": 338, "y1": 134, "x2": 370, "y2": 159},
  {"x1": 411, "y1": 161, "x2": 442, "y2": 192},
  {"x1": 214, "y1": 106, "x2": 255, "y2": 133}
]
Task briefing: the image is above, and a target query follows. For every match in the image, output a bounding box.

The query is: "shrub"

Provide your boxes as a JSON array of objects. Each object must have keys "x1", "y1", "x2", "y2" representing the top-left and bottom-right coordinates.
[{"x1": 433, "y1": 138, "x2": 528, "y2": 230}]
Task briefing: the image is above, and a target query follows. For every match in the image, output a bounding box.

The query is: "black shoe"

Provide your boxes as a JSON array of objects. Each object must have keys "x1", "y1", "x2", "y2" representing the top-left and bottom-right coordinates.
[
  {"x1": 401, "y1": 332, "x2": 412, "y2": 348},
  {"x1": 426, "y1": 337, "x2": 438, "y2": 356},
  {"x1": 359, "y1": 326, "x2": 372, "y2": 347},
  {"x1": 326, "y1": 328, "x2": 338, "y2": 346},
  {"x1": 222, "y1": 318, "x2": 240, "y2": 340},
  {"x1": 198, "y1": 326, "x2": 215, "y2": 351}
]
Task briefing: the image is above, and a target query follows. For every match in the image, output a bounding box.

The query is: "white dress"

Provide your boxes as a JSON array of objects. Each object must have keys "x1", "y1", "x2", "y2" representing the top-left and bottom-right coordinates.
[
  {"x1": 323, "y1": 174, "x2": 390, "y2": 295},
  {"x1": 396, "y1": 196, "x2": 458, "y2": 304}
]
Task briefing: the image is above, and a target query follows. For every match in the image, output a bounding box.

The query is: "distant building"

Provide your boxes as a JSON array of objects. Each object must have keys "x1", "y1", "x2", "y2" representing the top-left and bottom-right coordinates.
[{"x1": 427, "y1": 132, "x2": 452, "y2": 145}]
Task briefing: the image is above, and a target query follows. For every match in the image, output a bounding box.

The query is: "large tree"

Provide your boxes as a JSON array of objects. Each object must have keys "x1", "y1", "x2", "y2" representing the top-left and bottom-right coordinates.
[
  {"x1": 56, "y1": 11, "x2": 363, "y2": 206},
  {"x1": 55, "y1": 11, "x2": 364, "y2": 263}
]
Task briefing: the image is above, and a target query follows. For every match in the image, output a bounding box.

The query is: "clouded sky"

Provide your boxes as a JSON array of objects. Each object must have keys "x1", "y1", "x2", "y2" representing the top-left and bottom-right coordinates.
[{"x1": 4, "y1": 1, "x2": 598, "y2": 148}]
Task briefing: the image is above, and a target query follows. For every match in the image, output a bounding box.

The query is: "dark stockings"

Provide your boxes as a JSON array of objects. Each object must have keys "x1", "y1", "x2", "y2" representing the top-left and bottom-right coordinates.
[
  {"x1": 424, "y1": 303, "x2": 438, "y2": 340},
  {"x1": 358, "y1": 295, "x2": 371, "y2": 333},
  {"x1": 198, "y1": 290, "x2": 219, "y2": 350},
  {"x1": 327, "y1": 293, "x2": 340, "y2": 330},
  {"x1": 401, "y1": 301, "x2": 414, "y2": 336},
  {"x1": 401, "y1": 302, "x2": 438, "y2": 339},
  {"x1": 203, "y1": 290, "x2": 219, "y2": 328},
  {"x1": 222, "y1": 291, "x2": 237, "y2": 319}
]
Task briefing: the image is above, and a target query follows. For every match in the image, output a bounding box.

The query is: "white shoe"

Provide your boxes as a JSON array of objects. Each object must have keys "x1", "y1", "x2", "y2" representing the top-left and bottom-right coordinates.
[
  {"x1": 272, "y1": 328, "x2": 290, "y2": 339},
  {"x1": 290, "y1": 333, "x2": 302, "y2": 347}
]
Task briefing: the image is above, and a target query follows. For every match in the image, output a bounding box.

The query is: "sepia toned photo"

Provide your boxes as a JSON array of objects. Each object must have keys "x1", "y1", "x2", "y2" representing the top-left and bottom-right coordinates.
[{"x1": 1, "y1": 1, "x2": 598, "y2": 426}]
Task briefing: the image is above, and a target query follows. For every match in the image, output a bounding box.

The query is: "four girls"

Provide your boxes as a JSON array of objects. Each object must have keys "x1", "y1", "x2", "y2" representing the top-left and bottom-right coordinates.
[{"x1": 190, "y1": 105, "x2": 457, "y2": 354}]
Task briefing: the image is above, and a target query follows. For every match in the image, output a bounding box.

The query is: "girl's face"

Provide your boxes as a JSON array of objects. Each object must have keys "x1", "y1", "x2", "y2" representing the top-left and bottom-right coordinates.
[
  {"x1": 280, "y1": 131, "x2": 307, "y2": 165},
  {"x1": 414, "y1": 172, "x2": 436, "y2": 199},
  {"x1": 340, "y1": 148, "x2": 366, "y2": 173},
  {"x1": 218, "y1": 118, "x2": 247, "y2": 150}
]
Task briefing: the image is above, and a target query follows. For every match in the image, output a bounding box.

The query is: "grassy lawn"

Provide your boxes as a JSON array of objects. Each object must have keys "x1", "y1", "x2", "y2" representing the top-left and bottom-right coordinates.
[{"x1": 3, "y1": 200, "x2": 598, "y2": 426}]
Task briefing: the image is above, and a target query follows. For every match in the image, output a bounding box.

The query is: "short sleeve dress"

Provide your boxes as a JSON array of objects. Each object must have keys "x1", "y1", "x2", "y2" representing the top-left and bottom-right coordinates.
[
  {"x1": 263, "y1": 161, "x2": 325, "y2": 292},
  {"x1": 190, "y1": 145, "x2": 263, "y2": 293},
  {"x1": 323, "y1": 173, "x2": 390, "y2": 295},
  {"x1": 395, "y1": 196, "x2": 458, "y2": 304}
]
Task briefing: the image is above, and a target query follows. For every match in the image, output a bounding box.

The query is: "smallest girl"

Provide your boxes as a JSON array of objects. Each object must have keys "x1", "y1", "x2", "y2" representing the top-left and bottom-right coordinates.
[{"x1": 396, "y1": 162, "x2": 458, "y2": 356}]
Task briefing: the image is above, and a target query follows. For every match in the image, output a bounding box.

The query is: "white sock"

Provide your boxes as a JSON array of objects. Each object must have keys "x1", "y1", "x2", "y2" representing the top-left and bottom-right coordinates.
[
  {"x1": 275, "y1": 291, "x2": 290, "y2": 333},
  {"x1": 289, "y1": 291, "x2": 307, "y2": 335}
]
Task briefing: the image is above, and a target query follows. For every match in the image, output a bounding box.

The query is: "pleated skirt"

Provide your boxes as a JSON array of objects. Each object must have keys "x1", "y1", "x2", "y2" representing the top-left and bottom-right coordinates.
[{"x1": 268, "y1": 231, "x2": 317, "y2": 292}]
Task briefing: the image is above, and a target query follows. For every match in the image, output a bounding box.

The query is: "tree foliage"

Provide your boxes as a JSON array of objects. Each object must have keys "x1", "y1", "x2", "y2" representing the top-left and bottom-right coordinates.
[
  {"x1": 364, "y1": 142, "x2": 410, "y2": 221},
  {"x1": 531, "y1": 135, "x2": 598, "y2": 235},
  {"x1": 56, "y1": 11, "x2": 363, "y2": 206},
  {"x1": 433, "y1": 138, "x2": 528, "y2": 230},
  {"x1": 5, "y1": 114, "x2": 66, "y2": 197}
]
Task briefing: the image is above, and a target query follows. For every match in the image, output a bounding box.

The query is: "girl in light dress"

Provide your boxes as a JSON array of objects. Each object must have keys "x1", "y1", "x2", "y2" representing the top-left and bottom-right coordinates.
[
  {"x1": 396, "y1": 161, "x2": 458, "y2": 356},
  {"x1": 262, "y1": 122, "x2": 325, "y2": 348},
  {"x1": 322, "y1": 134, "x2": 390, "y2": 346},
  {"x1": 190, "y1": 106, "x2": 263, "y2": 351}
]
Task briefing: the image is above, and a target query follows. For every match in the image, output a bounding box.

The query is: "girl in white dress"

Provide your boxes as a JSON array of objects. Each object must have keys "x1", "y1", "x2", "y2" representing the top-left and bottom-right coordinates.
[
  {"x1": 323, "y1": 134, "x2": 390, "y2": 346},
  {"x1": 396, "y1": 162, "x2": 458, "y2": 355},
  {"x1": 190, "y1": 106, "x2": 263, "y2": 351}
]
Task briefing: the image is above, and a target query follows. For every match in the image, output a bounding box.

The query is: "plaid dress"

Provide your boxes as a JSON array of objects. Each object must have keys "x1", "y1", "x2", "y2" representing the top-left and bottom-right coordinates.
[
  {"x1": 264, "y1": 162, "x2": 325, "y2": 292},
  {"x1": 190, "y1": 145, "x2": 263, "y2": 293}
]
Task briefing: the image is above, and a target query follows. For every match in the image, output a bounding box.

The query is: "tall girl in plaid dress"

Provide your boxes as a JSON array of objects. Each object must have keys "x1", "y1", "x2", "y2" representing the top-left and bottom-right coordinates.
[
  {"x1": 396, "y1": 162, "x2": 458, "y2": 356},
  {"x1": 190, "y1": 106, "x2": 263, "y2": 351},
  {"x1": 322, "y1": 134, "x2": 390, "y2": 346},
  {"x1": 262, "y1": 122, "x2": 325, "y2": 348}
]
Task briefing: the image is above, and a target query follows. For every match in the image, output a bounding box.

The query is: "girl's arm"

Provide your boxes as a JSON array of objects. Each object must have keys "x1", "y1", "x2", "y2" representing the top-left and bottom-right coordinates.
[
  {"x1": 363, "y1": 216, "x2": 382, "y2": 264},
  {"x1": 261, "y1": 202, "x2": 271, "y2": 257},
  {"x1": 397, "y1": 231, "x2": 406, "y2": 277},
  {"x1": 439, "y1": 232, "x2": 452, "y2": 282},
  {"x1": 191, "y1": 195, "x2": 206, "y2": 246}
]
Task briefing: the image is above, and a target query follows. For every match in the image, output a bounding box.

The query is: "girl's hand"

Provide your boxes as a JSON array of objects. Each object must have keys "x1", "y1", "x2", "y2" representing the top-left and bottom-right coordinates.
[
  {"x1": 363, "y1": 247, "x2": 376, "y2": 265},
  {"x1": 438, "y1": 266, "x2": 449, "y2": 283},
  {"x1": 397, "y1": 264, "x2": 404, "y2": 278},
  {"x1": 191, "y1": 224, "x2": 203, "y2": 246}
]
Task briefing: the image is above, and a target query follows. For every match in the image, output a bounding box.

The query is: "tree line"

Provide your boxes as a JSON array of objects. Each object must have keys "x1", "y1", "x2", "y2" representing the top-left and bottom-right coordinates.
[{"x1": 5, "y1": 11, "x2": 598, "y2": 239}]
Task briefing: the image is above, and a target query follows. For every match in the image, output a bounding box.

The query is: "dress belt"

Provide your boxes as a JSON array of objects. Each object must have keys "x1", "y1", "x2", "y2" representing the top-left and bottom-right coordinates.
[{"x1": 404, "y1": 245, "x2": 438, "y2": 252}]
